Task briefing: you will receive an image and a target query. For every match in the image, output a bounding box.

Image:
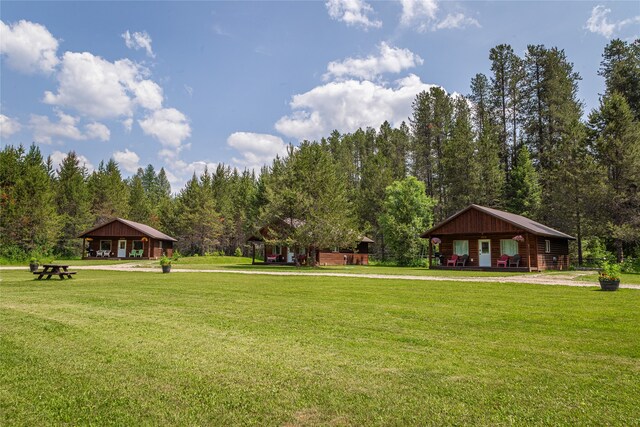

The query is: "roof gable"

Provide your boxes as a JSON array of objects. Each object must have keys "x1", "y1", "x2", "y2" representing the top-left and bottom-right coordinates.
[
  {"x1": 78, "y1": 218, "x2": 177, "y2": 241},
  {"x1": 422, "y1": 204, "x2": 575, "y2": 240}
]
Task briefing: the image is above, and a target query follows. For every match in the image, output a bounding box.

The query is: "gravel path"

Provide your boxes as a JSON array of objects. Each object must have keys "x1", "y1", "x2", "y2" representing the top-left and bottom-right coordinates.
[{"x1": 3, "y1": 264, "x2": 639, "y2": 289}]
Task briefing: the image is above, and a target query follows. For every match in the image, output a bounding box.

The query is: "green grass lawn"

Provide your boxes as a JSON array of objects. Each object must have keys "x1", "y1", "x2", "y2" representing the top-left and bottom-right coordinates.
[
  {"x1": 1, "y1": 270, "x2": 638, "y2": 425},
  {"x1": 171, "y1": 256, "x2": 522, "y2": 277},
  {"x1": 574, "y1": 272, "x2": 640, "y2": 285}
]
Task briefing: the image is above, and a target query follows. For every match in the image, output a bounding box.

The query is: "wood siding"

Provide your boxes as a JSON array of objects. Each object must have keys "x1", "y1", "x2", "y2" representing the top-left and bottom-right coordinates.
[
  {"x1": 432, "y1": 209, "x2": 521, "y2": 235},
  {"x1": 536, "y1": 237, "x2": 570, "y2": 270},
  {"x1": 318, "y1": 251, "x2": 369, "y2": 265},
  {"x1": 434, "y1": 233, "x2": 537, "y2": 269},
  {"x1": 85, "y1": 237, "x2": 172, "y2": 259}
]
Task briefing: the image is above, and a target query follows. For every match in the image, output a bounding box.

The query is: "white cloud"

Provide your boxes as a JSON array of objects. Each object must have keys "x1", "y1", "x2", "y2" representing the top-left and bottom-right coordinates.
[
  {"x1": 122, "y1": 30, "x2": 155, "y2": 57},
  {"x1": 50, "y1": 150, "x2": 95, "y2": 174},
  {"x1": 184, "y1": 85, "x2": 194, "y2": 97},
  {"x1": 0, "y1": 114, "x2": 21, "y2": 138},
  {"x1": 43, "y1": 51, "x2": 164, "y2": 119},
  {"x1": 138, "y1": 108, "x2": 191, "y2": 151},
  {"x1": 30, "y1": 111, "x2": 110, "y2": 144},
  {"x1": 585, "y1": 5, "x2": 640, "y2": 38},
  {"x1": 122, "y1": 118, "x2": 133, "y2": 132},
  {"x1": 85, "y1": 122, "x2": 110, "y2": 141},
  {"x1": 227, "y1": 132, "x2": 288, "y2": 171},
  {"x1": 30, "y1": 111, "x2": 85, "y2": 144},
  {"x1": 113, "y1": 148, "x2": 141, "y2": 173},
  {"x1": 0, "y1": 19, "x2": 59, "y2": 74},
  {"x1": 324, "y1": 42, "x2": 423, "y2": 81},
  {"x1": 435, "y1": 13, "x2": 481, "y2": 30},
  {"x1": 399, "y1": 0, "x2": 479, "y2": 32},
  {"x1": 326, "y1": 0, "x2": 382, "y2": 29},
  {"x1": 400, "y1": 0, "x2": 438, "y2": 28},
  {"x1": 275, "y1": 74, "x2": 437, "y2": 141}
]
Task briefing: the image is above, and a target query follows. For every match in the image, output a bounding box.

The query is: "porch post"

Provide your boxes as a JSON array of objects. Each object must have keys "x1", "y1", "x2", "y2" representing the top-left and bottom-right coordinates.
[
  {"x1": 526, "y1": 232, "x2": 531, "y2": 272},
  {"x1": 428, "y1": 237, "x2": 433, "y2": 268},
  {"x1": 82, "y1": 238, "x2": 86, "y2": 259},
  {"x1": 252, "y1": 243, "x2": 256, "y2": 264}
]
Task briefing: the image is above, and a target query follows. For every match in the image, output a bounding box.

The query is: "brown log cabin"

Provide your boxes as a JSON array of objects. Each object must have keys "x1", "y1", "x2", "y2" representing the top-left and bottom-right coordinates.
[
  {"x1": 421, "y1": 205, "x2": 575, "y2": 272},
  {"x1": 247, "y1": 220, "x2": 373, "y2": 266},
  {"x1": 78, "y1": 218, "x2": 176, "y2": 260}
]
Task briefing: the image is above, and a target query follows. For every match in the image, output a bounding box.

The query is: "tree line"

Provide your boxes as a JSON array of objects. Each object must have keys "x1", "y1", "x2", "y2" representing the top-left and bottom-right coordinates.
[{"x1": 1, "y1": 39, "x2": 638, "y2": 264}]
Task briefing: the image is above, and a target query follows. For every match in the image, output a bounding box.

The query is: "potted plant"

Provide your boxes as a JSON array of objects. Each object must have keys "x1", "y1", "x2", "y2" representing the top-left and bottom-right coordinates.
[
  {"x1": 598, "y1": 261, "x2": 621, "y2": 291},
  {"x1": 29, "y1": 257, "x2": 39, "y2": 272},
  {"x1": 160, "y1": 256, "x2": 172, "y2": 274}
]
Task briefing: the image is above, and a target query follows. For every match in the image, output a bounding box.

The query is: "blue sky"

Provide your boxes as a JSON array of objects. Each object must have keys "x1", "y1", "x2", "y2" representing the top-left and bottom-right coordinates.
[{"x1": 1, "y1": 1, "x2": 638, "y2": 191}]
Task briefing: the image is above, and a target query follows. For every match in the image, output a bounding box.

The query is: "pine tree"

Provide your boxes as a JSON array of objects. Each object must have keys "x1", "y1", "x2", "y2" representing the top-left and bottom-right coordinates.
[
  {"x1": 54, "y1": 151, "x2": 92, "y2": 256},
  {"x1": 588, "y1": 93, "x2": 640, "y2": 261},
  {"x1": 599, "y1": 39, "x2": 640, "y2": 119},
  {"x1": 442, "y1": 96, "x2": 478, "y2": 216},
  {"x1": 128, "y1": 175, "x2": 153, "y2": 224},
  {"x1": 88, "y1": 159, "x2": 130, "y2": 224},
  {"x1": 506, "y1": 146, "x2": 541, "y2": 218}
]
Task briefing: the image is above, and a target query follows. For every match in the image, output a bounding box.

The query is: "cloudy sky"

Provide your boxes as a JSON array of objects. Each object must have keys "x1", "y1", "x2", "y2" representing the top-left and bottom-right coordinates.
[{"x1": 1, "y1": 1, "x2": 638, "y2": 191}]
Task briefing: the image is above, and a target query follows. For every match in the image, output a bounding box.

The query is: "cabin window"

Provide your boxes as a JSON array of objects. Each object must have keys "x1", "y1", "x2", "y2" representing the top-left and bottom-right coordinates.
[
  {"x1": 545, "y1": 240, "x2": 551, "y2": 253},
  {"x1": 332, "y1": 247, "x2": 339, "y2": 253},
  {"x1": 500, "y1": 239, "x2": 519, "y2": 256},
  {"x1": 100, "y1": 240, "x2": 112, "y2": 251},
  {"x1": 133, "y1": 240, "x2": 143, "y2": 250},
  {"x1": 453, "y1": 240, "x2": 469, "y2": 255},
  {"x1": 274, "y1": 245, "x2": 281, "y2": 255}
]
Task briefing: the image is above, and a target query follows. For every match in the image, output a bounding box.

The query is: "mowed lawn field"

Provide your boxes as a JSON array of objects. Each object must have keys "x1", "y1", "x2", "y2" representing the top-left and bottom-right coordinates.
[{"x1": 1, "y1": 270, "x2": 639, "y2": 426}]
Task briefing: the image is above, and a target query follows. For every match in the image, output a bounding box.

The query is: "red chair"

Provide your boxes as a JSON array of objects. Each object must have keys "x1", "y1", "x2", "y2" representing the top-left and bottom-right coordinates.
[
  {"x1": 497, "y1": 254, "x2": 509, "y2": 267},
  {"x1": 446, "y1": 255, "x2": 459, "y2": 266}
]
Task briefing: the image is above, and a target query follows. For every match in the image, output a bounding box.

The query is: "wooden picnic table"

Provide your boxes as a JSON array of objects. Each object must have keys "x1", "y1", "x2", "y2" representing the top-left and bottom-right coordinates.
[{"x1": 34, "y1": 264, "x2": 77, "y2": 280}]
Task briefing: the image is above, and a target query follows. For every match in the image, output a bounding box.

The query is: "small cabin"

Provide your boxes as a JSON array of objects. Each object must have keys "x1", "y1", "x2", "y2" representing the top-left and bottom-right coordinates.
[
  {"x1": 78, "y1": 218, "x2": 177, "y2": 260},
  {"x1": 247, "y1": 219, "x2": 373, "y2": 266},
  {"x1": 421, "y1": 205, "x2": 575, "y2": 271}
]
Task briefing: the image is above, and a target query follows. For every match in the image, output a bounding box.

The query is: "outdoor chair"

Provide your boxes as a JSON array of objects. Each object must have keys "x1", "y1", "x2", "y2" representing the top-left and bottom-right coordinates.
[
  {"x1": 456, "y1": 254, "x2": 468, "y2": 266},
  {"x1": 446, "y1": 255, "x2": 459, "y2": 266},
  {"x1": 496, "y1": 254, "x2": 509, "y2": 267},
  {"x1": 509, "y1": 254, "x2": 521, "y2": 267}
]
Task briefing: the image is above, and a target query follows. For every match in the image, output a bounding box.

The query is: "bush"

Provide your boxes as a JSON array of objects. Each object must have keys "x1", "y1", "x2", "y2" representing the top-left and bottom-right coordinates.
[
  {"x1": 599, "y1": 261, "x2": 621, "y2": 281},
  {"x1": 234, "y1": 247, "x2": 243, "y2": 257},
  {"x1": 620, "y1": 258, "x2": 639, "y2": 273},
  {"x1": 160, "y1": 256, "x2": 172, "y2": 266}
]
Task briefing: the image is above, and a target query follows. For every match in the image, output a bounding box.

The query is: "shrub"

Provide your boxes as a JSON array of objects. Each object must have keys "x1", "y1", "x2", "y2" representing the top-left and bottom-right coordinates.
[
  {"x1": 160, "y1": 256, "x2": 172, "y2": 267},
  {"x1": 599, "y1": 261, "x2": 621, "y2": 281},
  {"x1": 234, "y1": 247, "x2": 243, "y2": 257}
]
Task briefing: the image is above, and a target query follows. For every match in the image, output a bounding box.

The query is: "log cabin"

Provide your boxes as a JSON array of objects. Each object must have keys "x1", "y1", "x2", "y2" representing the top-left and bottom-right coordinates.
[
  {"x1": 421, "y1": 205, "x2": 575, "y2": 271},
  {"x1": 247, "y1": 219, "x2": 373, "y2": 265},
  {"x1": 78, "y1": 218, "x2": 176, "y2": 260}
]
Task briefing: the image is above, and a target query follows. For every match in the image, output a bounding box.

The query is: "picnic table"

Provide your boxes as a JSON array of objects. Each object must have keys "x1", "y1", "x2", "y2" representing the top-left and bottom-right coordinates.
[{"x1": 33, "y1": 264, "x2": 77, "y2": 280}]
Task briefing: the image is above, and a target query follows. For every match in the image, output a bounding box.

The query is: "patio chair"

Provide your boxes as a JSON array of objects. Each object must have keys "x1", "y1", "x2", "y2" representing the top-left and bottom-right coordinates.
[
  {"x1": 508, "y1": 254, "x2": 521, "y2": 267},
  {"x1": 496, "y1": 254, "x2": 509, "y2": 267},
  {"x1": 446, "y1": 255, "x2": 459, "y2": 266},
  {"x1": 456, "y1": 254, "x2": 469, "y2": 266}
]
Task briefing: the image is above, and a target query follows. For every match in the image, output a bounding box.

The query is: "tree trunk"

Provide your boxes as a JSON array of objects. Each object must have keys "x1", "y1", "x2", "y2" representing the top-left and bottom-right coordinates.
[{"x1": 310, "y1": 247, "x2": 317, "y2": 267}]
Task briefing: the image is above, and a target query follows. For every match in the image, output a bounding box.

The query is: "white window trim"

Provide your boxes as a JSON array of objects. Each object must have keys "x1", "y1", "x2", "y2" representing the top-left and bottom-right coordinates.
[{"x1": 545, "y1": 240, "x2": 551, "y2": 253}]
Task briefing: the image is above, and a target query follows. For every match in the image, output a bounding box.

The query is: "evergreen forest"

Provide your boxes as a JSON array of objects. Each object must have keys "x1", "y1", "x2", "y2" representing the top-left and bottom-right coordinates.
[{"x1": 1, "y1": 40, "x2": 639, "y2": 266}]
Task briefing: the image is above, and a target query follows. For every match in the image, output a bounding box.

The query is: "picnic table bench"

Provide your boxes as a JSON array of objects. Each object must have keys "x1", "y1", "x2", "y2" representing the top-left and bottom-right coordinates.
[{"x1": 33, "y1": 264, "x2": 77, "y2": 280}]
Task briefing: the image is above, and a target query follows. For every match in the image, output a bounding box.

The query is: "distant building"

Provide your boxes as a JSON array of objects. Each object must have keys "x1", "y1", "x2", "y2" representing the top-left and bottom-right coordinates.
[
  {"x1": 421, "y1": 204, "x2": 575, "y2": 271},
  {"x1": 247, "y1": 219, "x2": 373, "y2": 265},
  {"x1": 78, "y1": 218, "x2": 176, "y2": 259}
]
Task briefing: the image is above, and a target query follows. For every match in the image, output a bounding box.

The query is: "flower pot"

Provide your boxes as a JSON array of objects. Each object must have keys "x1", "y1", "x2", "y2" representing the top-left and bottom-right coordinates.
[
  {"x1": 599, "y1": 279, "x2": 620, "y2": 291},
  {"x1": 29, "y1": 263, "x2": 39, "y2": 272},
  {"x1": 162, "y1": 265, "x2": 171, "y2": 274}
]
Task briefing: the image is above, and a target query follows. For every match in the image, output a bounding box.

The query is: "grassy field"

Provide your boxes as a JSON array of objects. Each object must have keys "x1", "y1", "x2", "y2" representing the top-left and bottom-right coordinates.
[
  {"x1": 171, "y1": 256, "x2": 523, "y2": 277},
  {"x1": 1, "y1": 270, "x2": 639, "y2": 425}
]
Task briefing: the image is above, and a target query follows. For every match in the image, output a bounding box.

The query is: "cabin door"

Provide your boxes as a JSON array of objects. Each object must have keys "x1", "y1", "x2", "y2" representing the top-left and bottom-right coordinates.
[
  {"x1": 478, "y1": 239, "x2": 491, "y2": 267},
  {"x1": 117, "y1": 240, "x2": 127, "y2": 258}
]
